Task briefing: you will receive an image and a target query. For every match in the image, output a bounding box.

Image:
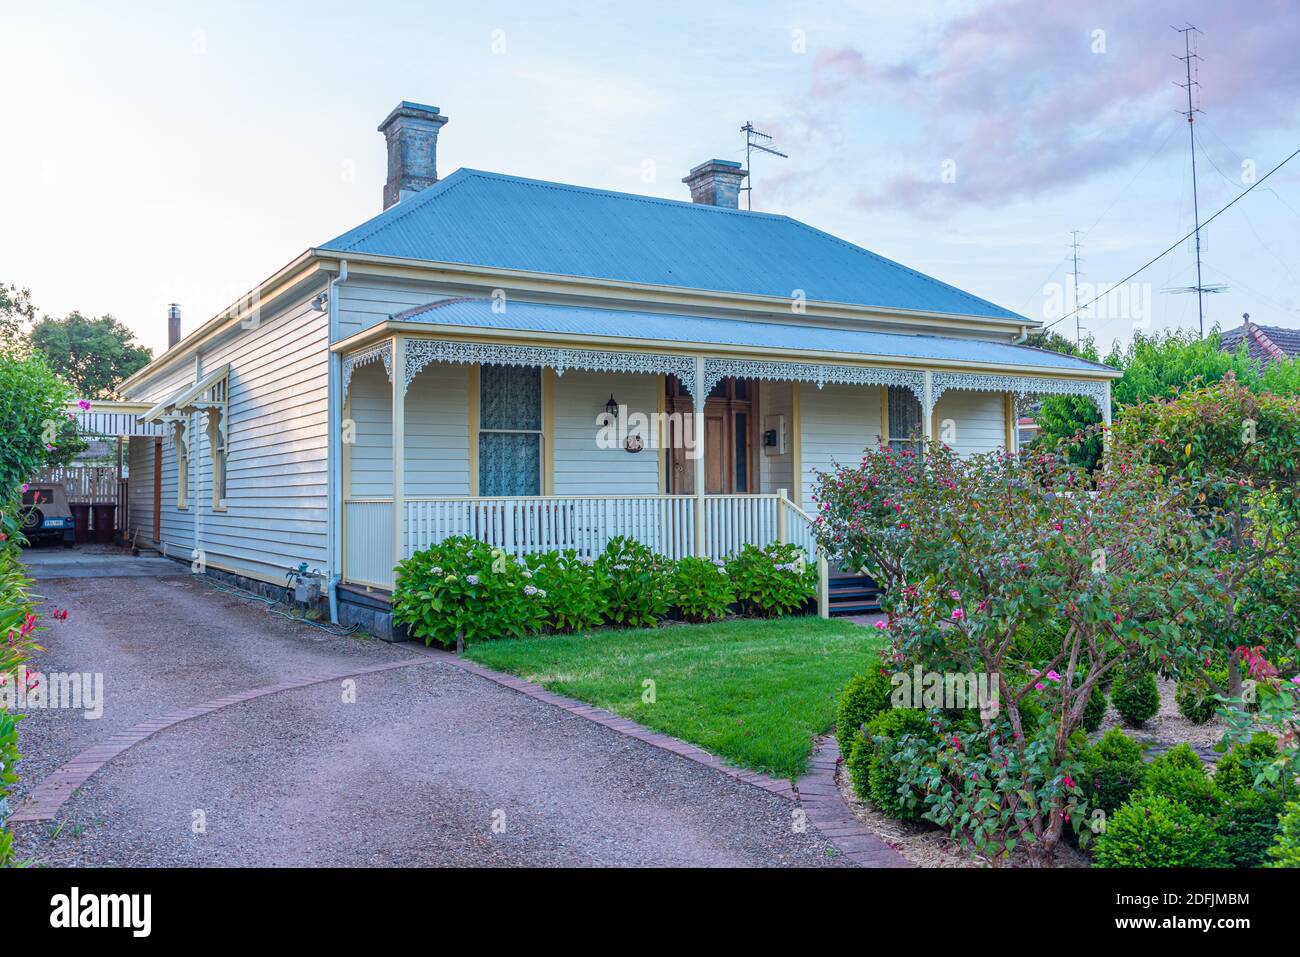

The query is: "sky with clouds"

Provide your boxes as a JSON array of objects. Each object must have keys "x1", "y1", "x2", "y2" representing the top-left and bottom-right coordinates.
[{"x1": 2, "y1": 0, "x2": 1298, "y2": 356}]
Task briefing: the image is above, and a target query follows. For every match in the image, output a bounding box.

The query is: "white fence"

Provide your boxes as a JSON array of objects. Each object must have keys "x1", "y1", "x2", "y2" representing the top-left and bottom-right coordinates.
[
  {"x1": 30, "y1": 465, "x2": 119, "y2": 503},
  {"x1": 343, "y1": 493, "x2": 823, "y2": 592}
]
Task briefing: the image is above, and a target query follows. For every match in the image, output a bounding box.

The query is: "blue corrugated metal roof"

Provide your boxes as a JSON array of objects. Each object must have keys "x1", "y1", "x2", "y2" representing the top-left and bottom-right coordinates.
[
  {"x1": 392, "y1": 298, "x2": 1112, "y2": 374},
  {"x1": 322, "y1": 169, "x2": 1025, "y2": 321}
]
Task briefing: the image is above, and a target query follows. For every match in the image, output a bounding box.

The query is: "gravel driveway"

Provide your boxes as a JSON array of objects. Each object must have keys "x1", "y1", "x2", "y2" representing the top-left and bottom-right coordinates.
[{"x1": 11, "y1": 550, "x2": 846, "y2": 867}]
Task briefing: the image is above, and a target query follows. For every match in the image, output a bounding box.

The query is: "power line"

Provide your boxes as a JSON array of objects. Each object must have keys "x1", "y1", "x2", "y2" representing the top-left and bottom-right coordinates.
[
  {"x1": 1013, "y1": 124, "x2": 1177, "y2": 316},
  {"x1": 1042, "y1": 142, "x2": 1300, "y2": 332}
]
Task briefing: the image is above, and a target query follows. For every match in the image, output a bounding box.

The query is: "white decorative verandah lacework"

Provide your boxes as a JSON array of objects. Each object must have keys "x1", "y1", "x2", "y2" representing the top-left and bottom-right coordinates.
[
  {"x1": 932, "y1": 371, "x2": 1108, "y2": 414},
  {"x1": 701, "y1": 357, "x2": 925, "y2": 401},
  {"x1": 402, "y1": 339, "x2": 699, "y2": 398},
  {"x1": 341, "y1": 342, "x2": 393, "y2": 401}
]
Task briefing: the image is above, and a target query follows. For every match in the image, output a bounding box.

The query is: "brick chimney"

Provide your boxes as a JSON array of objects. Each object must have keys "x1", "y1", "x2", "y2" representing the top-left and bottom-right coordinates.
[
  {"x1": 167, "y1": 303, "x2": 181, "y2": 349},
  {"x1": 682, "y1": 159, "x2": 748, "y2": 208},
  {"x1": 378, "y1": 101, "x2": 449, "y2": 210}
]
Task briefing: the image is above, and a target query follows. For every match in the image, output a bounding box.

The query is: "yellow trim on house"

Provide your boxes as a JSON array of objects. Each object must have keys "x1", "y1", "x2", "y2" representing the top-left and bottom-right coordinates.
[
  {"x1": 1004, "y1": 392, "x2": 1015, "y2": 451},
  {"x1": 878, "y1": 386, "x2": 889, "y2": 445},
  {"x1": 74, "y1": 400, "x2": 154, "y2": 414},
  {"x1": 332, "y1": 321, "x2": 1120, "y2": 384},
  {"x1": 467, "y1": 364, "x2": 481, "y2": 495},
  {"x1": 342, "y1": 391, "x2": 353, "y2": 501},
  {"x1": 542, "y1": 368, "x2": 556, "y2": 495},
  {"x1": 656, "y1": 374, "x2": 666, "y2": 495}
]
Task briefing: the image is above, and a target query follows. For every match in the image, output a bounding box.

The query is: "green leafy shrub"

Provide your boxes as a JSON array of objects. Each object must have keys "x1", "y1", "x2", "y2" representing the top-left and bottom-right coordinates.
[
  {"x1": 0, "y1": 349, "x2": 79, "y2": 547},
  {"x1": 1112, "y1": 669, "x2": 1160, "y2": 726},
  {"x1": 835, "y1": 669, "x2": 894, "y2": 761},
  {"x1": 865, "y1": 708, "x2": 934, "y2": 821},
  {"x1": 0, "y1": 549, "x2": 40, "y2": 867},
  {"x1": 1222, "y1": 787, "x2": 1285, "y2": 868},
  {"x1": 1175, "y1": 670, "x2": 1224, "y2": 725},
  {"x1": 0, "y1": 710, "x2": 20, "y2": 866},
  {"x1": 811, "y1": 438, "x2": 1227, "y2": 865},
  {"x1": 727, "y1": 542, "x2": 817, "y2": 617},
  {"x1": 596, "y1": 537, "x2": 672, "y2": 627},
  {"x1": 1154, "y1": 743, "x2": 1204, "y2": 772},
  {"x1": 1214, "y1": 734, "x2": 1279, "y2": 796},
  {"x1": 393, "y1": 537, "x2": 544, "y2": 647},
  {"x1": 1138, "y1": 759, "x2": 1222, "y2": 821},
  {"x1": 670, "y1": 556, "x2": 734, "y2": 623},
  {"x1": 1267, "y1": 802, "x2": 1300, "y2": 867},
  {"x1": 1093, "y1": 794, "x2": 1228, "y2": 868},
  {"x1": 1081, "y1": 728, "x2": 1148, "y2": 815},
  {"x1": 523, "y1": 550, "x2": 608, "y2": 633},
  {"x1": 1082, "y1": 685, "x2": 1108, "y2": 733},
  {"x1": 845, "y1": 732, "x2": 872, "y2": 802}
]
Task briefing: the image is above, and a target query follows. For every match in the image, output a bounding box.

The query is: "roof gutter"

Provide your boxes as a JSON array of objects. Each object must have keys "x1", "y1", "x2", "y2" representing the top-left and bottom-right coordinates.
[
  {"x1": 308, "y1": 247, "x2": 1040, "y2": 336},
  {"x1": 333, "y1": 319, "x2": 1122, "y2": 380}
]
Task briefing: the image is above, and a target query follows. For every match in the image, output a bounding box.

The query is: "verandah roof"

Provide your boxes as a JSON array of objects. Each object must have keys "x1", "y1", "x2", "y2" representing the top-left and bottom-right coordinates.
[{"x1": 388, "y1": 298, "x2": 1115, "y2": 377}]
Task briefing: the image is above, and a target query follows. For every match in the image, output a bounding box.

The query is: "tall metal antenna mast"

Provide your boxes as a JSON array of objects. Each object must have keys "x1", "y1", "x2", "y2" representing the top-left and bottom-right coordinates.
[
  {"x1": 739, "y1": 121, "x2": 788, "y2": 210},
  {"x1": 1173, "y1": 23, "x2": 1208, "y2": 337},
  {"x1": 1069, "y1": 230, "x2": 1084, "y2": 347}
]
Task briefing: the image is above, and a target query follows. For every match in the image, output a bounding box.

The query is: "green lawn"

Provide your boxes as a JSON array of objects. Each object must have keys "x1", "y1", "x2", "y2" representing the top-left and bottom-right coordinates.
[{"x1": 465, "y1": 616, "x2": 884, "y2": 781}]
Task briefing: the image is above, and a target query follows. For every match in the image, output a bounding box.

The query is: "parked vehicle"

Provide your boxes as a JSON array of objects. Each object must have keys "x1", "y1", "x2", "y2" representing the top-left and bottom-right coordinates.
[{"x1": 20, "y1": 483, "x2": 75, "y2": 545}]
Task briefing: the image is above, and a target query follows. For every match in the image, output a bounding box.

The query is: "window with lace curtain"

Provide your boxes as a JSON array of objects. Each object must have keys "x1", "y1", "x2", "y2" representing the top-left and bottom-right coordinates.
[
  {"x1": 887, "y1": 385, "x2": 923, "y2": 453},
  {"x1": 478, "y1": 364, "x2": 541, "y2": 496}
]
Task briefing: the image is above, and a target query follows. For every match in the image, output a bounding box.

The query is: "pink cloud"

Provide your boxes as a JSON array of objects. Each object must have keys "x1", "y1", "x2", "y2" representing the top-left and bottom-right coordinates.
[{"x1": 804, "y1": 0, "x2": 1300, "y2": 214}]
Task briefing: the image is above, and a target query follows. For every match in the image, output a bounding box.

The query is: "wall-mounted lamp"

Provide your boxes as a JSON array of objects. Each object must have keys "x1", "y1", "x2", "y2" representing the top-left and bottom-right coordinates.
[{"x1": 605, "y1": 394, "x2": 619, "y2": 420}]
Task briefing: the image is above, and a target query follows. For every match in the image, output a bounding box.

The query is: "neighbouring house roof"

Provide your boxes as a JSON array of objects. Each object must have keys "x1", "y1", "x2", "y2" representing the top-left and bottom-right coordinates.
[
  {"x1": 322, "y1": 168, "x2": 1026, "y2": 322},
  {"x1": 1218, "y1": 320, "x2": 1300, "y2": 366},
  {"x1": 390, "y1": 298, "x2": 1114, "y2": 376}
]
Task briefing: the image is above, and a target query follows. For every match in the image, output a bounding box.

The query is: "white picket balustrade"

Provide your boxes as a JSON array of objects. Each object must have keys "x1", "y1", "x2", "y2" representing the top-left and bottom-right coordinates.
[
  {"x1": 345, "y1": 493, "x2": 826, "y2": 590},
  {"x1": 404, "y1": 495, "x2": 698, "y2": 561}
]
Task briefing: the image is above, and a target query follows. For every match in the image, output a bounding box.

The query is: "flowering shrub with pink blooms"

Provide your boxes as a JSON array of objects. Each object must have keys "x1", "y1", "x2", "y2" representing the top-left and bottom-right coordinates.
[
  {"x1": 812, "y1": 439, "x2": 1233, "y2": 866},
  {"x1": 0, "y1": 548, "x2": 42, "y2": 866},
  {"x1": 1110, "y1": 376, "x2": 1300, "y2": 704}
]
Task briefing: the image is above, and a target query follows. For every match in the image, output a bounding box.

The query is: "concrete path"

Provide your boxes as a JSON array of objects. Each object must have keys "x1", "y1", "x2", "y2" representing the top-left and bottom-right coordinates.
[
  {"x1": 22, "y1": 543, "x2": 186, "y2": 579},
  {"x1": 10, "y1": 552, "x2": 848, "y2": 867}
]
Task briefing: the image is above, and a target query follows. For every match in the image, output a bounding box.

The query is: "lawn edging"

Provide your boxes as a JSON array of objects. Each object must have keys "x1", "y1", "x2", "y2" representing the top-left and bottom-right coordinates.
[{"x1": 421, "y1": 645, "x2": 911, "y2": 867}]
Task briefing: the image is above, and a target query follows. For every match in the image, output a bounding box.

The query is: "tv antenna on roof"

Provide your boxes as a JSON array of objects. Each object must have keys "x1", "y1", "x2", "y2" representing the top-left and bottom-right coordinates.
[
  {"x1": 740, "y1": 121, "x2": 788, "y2": 210},
  {"x1": 1168, "y1": 23, "x2": 1225, "y2": 337}
]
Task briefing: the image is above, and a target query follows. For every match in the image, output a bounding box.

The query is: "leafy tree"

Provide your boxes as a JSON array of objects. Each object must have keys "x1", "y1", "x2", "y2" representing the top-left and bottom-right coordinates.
[
  {"x1": 1032, "y1": 329, "x2": 1276, "y2": 471},
  {"x1": 0, "y1": 283, "x2": 37, "y2": 356},
  {"x1": 1109, "y1": 375, "x2": 1300, "y2": 700},
  {"x1": 29, "y1": 311, "x2": 151, "y2": 399},
  {"x1": 0, "y1": 350, "x2": 81, "y2": 545},
  {"x1": 811, "y1": 440, "x2": 1228, "y2": 865}
]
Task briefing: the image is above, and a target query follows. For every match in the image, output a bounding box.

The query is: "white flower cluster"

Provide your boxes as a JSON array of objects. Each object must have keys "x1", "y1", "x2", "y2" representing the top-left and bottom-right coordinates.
[{"x1": 466, "y1": 574, "x2": 480, "y2": 585}]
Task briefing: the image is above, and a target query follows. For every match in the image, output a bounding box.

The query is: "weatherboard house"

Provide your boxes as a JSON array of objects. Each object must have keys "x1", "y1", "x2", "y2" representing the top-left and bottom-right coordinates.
[{"x1": 100, "y1": 101, "x2": 1117, "y2": 634}]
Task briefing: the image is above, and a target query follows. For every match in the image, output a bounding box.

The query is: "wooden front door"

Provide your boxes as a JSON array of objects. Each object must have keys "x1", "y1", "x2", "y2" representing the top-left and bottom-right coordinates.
[{"x1": 665, "y1": 377, "x2": 757, "y2": 494}]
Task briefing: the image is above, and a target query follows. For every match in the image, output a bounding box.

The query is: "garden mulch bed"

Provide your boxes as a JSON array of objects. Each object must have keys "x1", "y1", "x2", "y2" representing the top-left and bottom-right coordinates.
[
  {"x1": 1098, "y1": 676, "x2": 1226, "y2": 764},
  {"x1": 834, "y1": 678, "x2": 1233, "y2": 867}
]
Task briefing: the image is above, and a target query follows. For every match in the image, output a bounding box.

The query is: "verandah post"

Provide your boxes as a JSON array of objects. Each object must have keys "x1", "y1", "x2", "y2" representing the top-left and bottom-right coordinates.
[
  {"x1": 693, "y1": 355, "x2": 706, "y2": 557},
  {"x1": 776, "y1": 488, "x2": 788, "y2": 543},
  {"x1": 392, "y1": 335, "x2": 406, "y2": 575}
]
